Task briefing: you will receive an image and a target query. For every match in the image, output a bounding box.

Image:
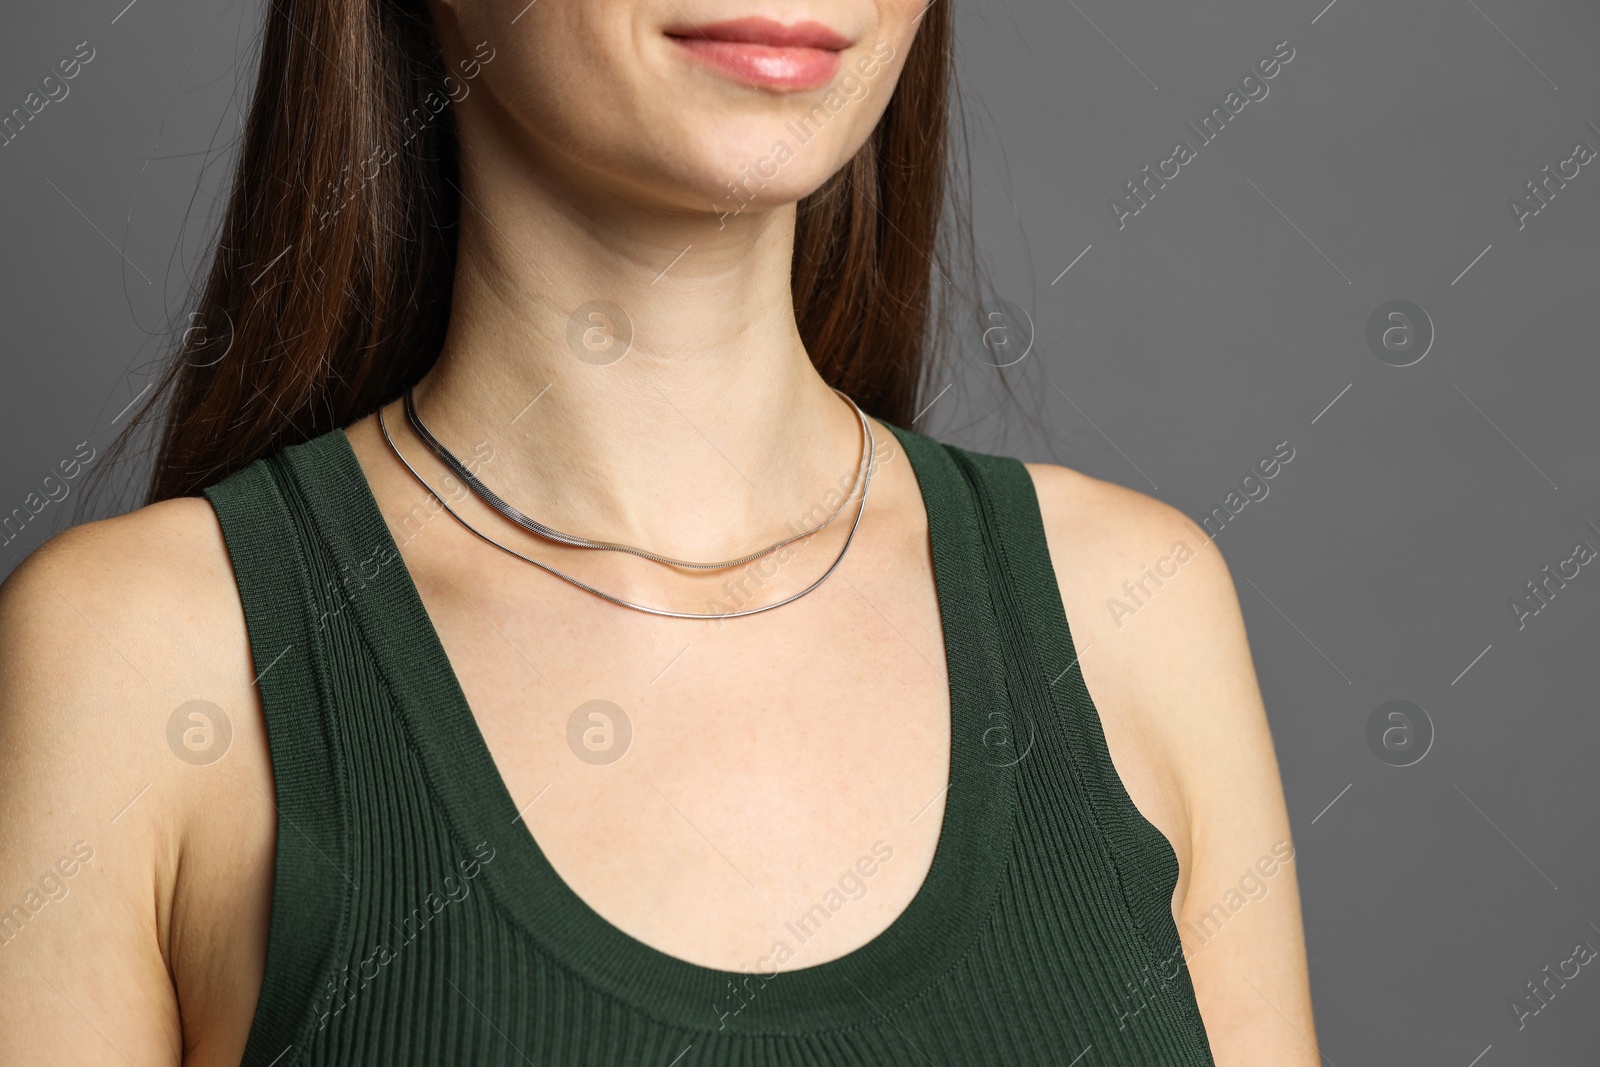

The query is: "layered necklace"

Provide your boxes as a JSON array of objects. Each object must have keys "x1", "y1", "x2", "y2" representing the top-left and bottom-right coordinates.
[{"x1": 377, "y1": 386, "x2": 876, "y2": 620}]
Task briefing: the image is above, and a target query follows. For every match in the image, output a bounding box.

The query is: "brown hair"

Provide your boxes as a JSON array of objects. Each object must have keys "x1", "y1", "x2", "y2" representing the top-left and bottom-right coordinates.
[{"x1": 119, "y1": 0, "x2": 962, "y2": 503}]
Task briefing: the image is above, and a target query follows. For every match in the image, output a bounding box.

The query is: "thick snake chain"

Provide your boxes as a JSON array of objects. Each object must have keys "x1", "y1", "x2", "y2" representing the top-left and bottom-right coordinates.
[{"x1": 376, "y1": 388, "x2": 876, "y2": 619}]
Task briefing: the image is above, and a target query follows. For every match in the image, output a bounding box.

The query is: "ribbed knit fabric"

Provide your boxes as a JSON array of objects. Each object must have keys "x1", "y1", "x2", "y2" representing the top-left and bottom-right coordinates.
[{"x1": 202, "y1": 422, "x2": 1215, "y2": 1066}]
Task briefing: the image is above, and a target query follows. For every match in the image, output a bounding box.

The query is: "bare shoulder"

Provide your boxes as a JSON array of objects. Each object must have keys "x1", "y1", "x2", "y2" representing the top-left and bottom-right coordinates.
[
  {"x1": 0, "y1": 498, "x2": 272, "y2": 1064},
  {"x1": 1021, "y1": 461, "x2": 1249, "y2": 726},
  {"x1": 1024, "y1": 462, "x2": 1315, "y2": 1061},
  {"x1": 1, "y1": 493, "x2": 246, "y2": 709},
  {"x1": 0, "y1": 493, "x2": 264, "y2": 880},
  {"x1": 1022, "y1": 462, "x2": 1232, "y2": 616},
  {"x1": 0, "y1": 495, "x2": 251, "y2": 716},
  {"x1": 1025, "y1": 462, "x2": 1316, "y2": 1055},
  {"x1": 1020, "y1": 462, "x2": 1281, "y2": 878},
  {"x1": 4, "y1": 493, "x2": 237, "y2": 592}
]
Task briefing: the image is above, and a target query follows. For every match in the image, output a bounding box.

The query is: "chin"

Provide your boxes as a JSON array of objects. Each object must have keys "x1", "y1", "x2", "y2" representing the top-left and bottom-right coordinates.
[
  {"x1": 669, "y1": 124, "x2": 853, "y2": 215},
  {"x1": 450, "y1": 1, "x2": 909, "y2": 217},
  {"x1": 639, "y1": 62, "x2": 903, "y2": 216}
]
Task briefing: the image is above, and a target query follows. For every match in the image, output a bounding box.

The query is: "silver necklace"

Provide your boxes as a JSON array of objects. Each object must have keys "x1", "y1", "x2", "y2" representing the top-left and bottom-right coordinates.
[
  {"x1": 376, "y1": 399, "x2": 876, "y2": 620},
  {"x1": 404, "y1": 386, "x2": 871, "y2": 571}
]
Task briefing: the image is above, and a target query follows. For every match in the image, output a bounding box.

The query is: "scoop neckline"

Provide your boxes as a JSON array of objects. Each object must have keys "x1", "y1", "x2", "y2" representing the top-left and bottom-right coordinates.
[{"x1": 294, "y1": 419, "x2": 1019, "y2": 1035}]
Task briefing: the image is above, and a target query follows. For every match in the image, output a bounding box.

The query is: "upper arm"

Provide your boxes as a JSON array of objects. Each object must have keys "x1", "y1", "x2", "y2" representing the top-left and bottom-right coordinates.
[
  {"x1": 0, "y1": 499, "x2": 269, "y2": 1066},
  {"x1": 1026, "y1": 462, "x2": 1317, "y2": 1066},
  {"x1": 0, "y1": 522, "x2": 185, "y2": 1063}
]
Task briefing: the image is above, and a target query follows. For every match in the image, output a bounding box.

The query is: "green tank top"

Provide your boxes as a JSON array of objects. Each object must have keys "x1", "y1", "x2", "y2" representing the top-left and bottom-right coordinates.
[{"x1": 202, "y1": 422, "x2": 1215, "y2": 1066}]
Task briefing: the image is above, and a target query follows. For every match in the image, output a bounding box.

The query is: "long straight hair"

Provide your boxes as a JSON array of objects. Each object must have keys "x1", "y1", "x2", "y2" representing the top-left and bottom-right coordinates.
[{"x1": 121, "y1": 0, "x2": 961, "y2": 503}]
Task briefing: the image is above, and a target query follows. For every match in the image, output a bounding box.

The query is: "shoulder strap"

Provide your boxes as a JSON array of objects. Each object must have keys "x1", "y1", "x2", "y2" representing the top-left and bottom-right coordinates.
[
  {"x1": 937, "y1": 445, "x2": 1187, "y2": 965},
  {"x1": 202, "y1": 449, "x2": 353, "y2": 1066}
]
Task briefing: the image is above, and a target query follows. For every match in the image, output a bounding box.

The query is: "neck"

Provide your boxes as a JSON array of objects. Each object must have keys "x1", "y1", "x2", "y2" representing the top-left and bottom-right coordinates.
[{"x1": 412, "y1": 137, "x2": 860, "y2": 560}]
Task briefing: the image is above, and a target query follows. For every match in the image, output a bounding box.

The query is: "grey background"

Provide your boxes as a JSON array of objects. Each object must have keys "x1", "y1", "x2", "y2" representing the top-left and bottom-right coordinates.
[{"x1": 3, "y1": 0, "x2": 1597, "y2": 1062}]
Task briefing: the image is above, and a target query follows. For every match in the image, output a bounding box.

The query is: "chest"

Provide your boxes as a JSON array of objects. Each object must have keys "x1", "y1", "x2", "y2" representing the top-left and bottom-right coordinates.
[{"x1": 409, "y1": 530, "x2": 955, "y2": 971}]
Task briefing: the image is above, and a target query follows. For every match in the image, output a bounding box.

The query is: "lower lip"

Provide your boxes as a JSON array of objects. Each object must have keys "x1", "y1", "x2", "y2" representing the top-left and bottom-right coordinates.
[{"x1": 670, "y1": 38, "x2": 842, "y2": 91}]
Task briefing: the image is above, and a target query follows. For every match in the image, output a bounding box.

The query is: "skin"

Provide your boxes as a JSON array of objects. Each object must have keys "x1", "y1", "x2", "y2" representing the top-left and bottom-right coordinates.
[{"x1": 0, "y1": 0, "x2": 1317, "y2": 1063}]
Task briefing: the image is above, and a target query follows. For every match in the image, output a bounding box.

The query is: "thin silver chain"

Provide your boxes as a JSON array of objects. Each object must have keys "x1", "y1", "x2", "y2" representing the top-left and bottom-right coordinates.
[
  {"x1": 404, "y1": 386, "x2": 870, "y2": 571},
  {"x1": 376, "y1": 398, "x2": 876, "y2": 620}
]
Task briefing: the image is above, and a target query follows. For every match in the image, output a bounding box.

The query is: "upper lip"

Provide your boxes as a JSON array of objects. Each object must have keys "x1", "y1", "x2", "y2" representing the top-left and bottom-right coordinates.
[{"x1": 664, "y1": 17, "x2": 853, "y2": 51}]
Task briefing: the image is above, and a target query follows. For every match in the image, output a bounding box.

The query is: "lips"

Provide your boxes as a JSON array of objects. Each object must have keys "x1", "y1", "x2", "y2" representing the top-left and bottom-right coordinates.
[{"x1": 666, "y1": 17, "x2": 851, "y2": 91}]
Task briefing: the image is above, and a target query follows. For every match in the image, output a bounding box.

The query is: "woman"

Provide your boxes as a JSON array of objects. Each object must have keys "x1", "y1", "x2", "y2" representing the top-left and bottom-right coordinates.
[{"x1": 0, "y1": 0, "x2": 1316, "y2": 1063}]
